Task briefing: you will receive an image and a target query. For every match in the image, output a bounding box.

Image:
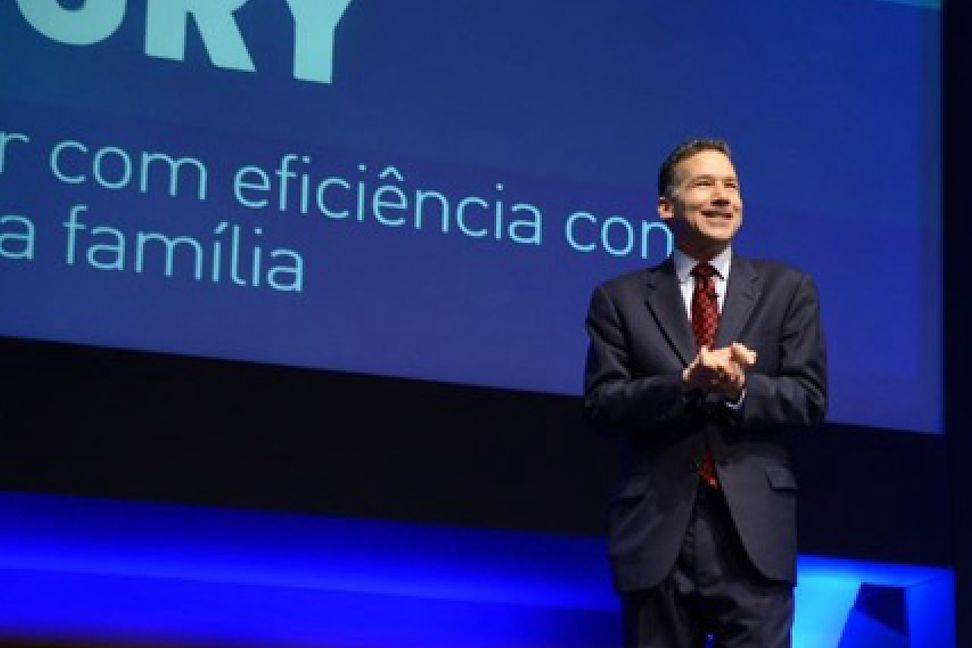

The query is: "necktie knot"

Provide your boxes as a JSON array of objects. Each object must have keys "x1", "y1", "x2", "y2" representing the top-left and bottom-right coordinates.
[{"x1": 691, "y1": 262, "x2": 717, "y2": 279}]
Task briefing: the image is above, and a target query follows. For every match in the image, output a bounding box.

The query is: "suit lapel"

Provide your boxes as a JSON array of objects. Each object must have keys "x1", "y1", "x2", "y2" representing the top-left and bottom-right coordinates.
[
  {"x1": 644, "y1": 259, "x2": 696, "y2": 366},
  {"x1": 715, "y1": 254, "x2": 761, "y2": 347}
]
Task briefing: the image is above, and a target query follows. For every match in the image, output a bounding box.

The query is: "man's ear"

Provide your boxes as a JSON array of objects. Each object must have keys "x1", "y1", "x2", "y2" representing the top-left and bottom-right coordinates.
[{"x1": 657, "y1": 195, "x2": 673, "y2": 221}]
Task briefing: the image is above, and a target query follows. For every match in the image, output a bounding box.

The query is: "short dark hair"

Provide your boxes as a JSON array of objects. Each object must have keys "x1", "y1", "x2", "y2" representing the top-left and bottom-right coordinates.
[{"x1": 657, "y1": 138, "x2": 732, "y2": 198}]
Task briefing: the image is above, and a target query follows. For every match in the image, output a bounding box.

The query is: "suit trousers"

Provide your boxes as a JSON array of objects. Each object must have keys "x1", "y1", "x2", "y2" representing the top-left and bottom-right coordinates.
[{"x1": 621, "y1": 484, "x2": 793, "y2": 648}]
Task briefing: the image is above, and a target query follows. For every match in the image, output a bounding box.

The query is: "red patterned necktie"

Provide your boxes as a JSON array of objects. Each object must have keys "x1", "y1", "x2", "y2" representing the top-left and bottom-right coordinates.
[{"x1": 691, "y1": 263, "x2": 720, "y2": 489}]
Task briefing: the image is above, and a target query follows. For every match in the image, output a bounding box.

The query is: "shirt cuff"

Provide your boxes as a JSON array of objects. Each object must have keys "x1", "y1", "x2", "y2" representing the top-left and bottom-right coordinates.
[{"x1": 725, "y1": 388, "x2": 746, "y2": 410}]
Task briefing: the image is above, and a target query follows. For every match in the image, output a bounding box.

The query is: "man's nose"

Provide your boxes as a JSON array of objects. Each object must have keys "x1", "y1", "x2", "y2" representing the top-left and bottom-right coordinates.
[{"x1": 711, "y1": 188, "x2": 730, "y2": 204}]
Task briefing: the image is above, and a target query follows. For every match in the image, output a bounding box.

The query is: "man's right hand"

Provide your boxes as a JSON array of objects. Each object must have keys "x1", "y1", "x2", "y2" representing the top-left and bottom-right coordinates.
[{"x1": 682, "y1": 342, "x2": 757, "y2": 400}]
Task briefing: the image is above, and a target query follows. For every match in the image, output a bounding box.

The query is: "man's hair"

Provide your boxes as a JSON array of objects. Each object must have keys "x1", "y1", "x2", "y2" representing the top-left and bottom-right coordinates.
[{"x1": 657, "y1": 138, "x2": 732, "y2": 198}]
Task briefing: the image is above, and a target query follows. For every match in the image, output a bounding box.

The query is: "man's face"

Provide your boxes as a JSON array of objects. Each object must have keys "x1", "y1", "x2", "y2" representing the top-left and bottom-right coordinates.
[{"x1": 658, "y1": 149, "x2": 743, "y2": 259}]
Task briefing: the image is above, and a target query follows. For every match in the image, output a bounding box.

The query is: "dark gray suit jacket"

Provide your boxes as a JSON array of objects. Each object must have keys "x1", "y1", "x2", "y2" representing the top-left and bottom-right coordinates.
[{"x1": 583, "y1": 254, "x2": 826, "y2": 592}]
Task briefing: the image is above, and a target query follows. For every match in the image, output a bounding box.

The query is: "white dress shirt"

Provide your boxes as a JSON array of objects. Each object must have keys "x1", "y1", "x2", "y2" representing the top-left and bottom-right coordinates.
[{"x1": 672, "y1": 246, "x2": 732, "y2": 319}]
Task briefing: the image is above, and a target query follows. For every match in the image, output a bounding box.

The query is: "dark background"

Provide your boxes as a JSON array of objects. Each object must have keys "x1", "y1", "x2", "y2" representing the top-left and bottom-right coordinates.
[
  {"x1": 944, "y1": 0, "x2": 971, "y2": 645},
  {"x1": 0, "y1": 334, "x2": 952, "y2": 570}
]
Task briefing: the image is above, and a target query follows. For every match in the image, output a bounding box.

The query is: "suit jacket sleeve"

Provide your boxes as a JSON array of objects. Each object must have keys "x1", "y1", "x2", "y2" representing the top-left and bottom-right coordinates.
[
  {"x1": 734, "y1": 273, "x2": 827, "y2": 430},
  {"x1": 583, "y1": 283, "x2": 692, "y2": 438}
]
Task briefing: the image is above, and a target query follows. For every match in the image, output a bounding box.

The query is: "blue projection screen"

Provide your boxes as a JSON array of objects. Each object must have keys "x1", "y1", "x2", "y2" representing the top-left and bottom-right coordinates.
[{"x1": 0, "y1": 0, "x2": 941, "y2": 433}]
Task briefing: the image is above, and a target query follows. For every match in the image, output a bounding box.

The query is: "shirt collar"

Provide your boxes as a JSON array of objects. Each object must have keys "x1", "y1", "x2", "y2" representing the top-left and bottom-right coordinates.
[{"x1": 672, "y1": 246, "x2": 732, "y2": 284}]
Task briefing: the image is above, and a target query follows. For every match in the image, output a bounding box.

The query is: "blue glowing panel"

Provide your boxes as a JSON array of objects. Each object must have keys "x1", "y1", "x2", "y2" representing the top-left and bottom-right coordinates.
[
  {"x1": 0, "y1": 495, "x2": 954, "y2": 648},
  {"x1": 838, "y1": 584, "x2": 909, "y2": 648},
  {"x1": 0, "y1": 0, "x2": 942, "y2": 433}
]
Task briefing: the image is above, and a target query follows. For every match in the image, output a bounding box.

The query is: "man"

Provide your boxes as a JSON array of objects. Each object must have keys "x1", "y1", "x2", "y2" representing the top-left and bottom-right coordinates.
[{"x1": 583, "y1": 138, "x2": 826, "y2": 647}]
